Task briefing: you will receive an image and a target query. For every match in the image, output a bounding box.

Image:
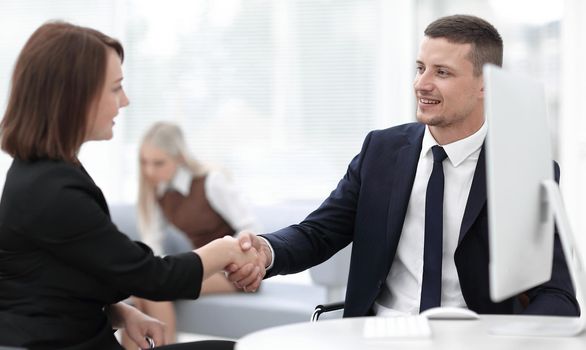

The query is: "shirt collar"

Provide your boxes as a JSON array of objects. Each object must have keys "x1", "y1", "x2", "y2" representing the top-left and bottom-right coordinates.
[
  {"x1": 156, "y1": 166, "x2": 193, "y2": 197},
  {"x1": 421, "y1": 122, "x2": 487, "y2": 167}
]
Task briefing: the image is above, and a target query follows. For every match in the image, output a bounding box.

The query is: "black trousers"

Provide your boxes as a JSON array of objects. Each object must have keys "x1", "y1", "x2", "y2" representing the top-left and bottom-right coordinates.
[{"x1": 154, "y1": 340, "x2": 235, "y2": 350}]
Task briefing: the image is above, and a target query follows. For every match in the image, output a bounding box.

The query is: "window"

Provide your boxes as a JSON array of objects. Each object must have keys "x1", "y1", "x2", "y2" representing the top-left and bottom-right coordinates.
[{"x1": 0, "y1": 0, "x2": 416, "y2": 205}]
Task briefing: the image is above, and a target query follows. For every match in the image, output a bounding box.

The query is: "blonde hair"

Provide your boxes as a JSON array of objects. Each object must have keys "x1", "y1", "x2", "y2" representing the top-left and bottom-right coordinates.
[{"x1": 137, "y1": 122, "x2": 208, "y2": 253}]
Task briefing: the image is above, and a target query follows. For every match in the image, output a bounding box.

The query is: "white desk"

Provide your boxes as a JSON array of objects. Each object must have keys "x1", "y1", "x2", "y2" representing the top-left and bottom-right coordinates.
[{"x1": 236, "y1": 315, "x2": 586, "y2": 350}]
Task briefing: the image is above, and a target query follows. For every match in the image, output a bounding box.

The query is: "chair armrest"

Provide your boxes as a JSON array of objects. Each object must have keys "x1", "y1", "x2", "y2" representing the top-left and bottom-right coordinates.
[{"x1": 311, "y1": 301, "x2": 345, "y2": 322}]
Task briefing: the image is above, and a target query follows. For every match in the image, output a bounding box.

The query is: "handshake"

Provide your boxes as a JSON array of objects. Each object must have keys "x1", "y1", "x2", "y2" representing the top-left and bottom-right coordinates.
[
  {"x1": 196, "y1": 232, "x2": 271, "y2": 293},
  {"x1": 227, "y1": 231, "x2": 272, "y2": 293}
]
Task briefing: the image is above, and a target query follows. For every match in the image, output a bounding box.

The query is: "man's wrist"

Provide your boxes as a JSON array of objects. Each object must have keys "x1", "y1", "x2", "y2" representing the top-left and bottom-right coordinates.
[{"x1": 257, "y1": 236, "x2": 275, "y2": 270}]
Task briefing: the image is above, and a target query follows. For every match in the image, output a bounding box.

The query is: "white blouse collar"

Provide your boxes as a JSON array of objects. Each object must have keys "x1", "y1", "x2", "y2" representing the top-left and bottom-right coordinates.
[{"x1": 156, "y1": 166, "x2": 193, "y2": 198}]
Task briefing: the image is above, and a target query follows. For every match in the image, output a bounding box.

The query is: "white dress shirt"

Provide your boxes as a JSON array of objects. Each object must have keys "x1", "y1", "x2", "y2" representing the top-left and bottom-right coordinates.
[{"x1": 375, "y1": 123, "x2": 487, "y2": 316}]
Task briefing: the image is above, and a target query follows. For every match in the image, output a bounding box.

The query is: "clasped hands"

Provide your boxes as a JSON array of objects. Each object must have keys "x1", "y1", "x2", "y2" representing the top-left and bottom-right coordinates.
[
  {"x1": 197, "y1": 232, "x2": 269, "y2": 293},
  {"x1": 225, "y1": 231, "x2": 271, "y2": 293}
]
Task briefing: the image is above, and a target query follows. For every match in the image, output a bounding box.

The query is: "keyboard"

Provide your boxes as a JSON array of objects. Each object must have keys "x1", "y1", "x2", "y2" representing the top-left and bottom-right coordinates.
[{"x1": 363, "y1": 316, "x2": 432, "y2": 339}]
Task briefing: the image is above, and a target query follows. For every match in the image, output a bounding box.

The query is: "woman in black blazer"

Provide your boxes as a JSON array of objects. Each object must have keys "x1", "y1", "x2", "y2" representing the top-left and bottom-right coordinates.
[{"x1": 0, "y1": 21, "x2": 261, "y2": 350}]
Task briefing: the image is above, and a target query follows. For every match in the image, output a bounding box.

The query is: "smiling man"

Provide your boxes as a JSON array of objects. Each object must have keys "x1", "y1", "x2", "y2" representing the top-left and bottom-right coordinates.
[{"x1": 228, "y1": 14, "x2": 579, "y2": 318}]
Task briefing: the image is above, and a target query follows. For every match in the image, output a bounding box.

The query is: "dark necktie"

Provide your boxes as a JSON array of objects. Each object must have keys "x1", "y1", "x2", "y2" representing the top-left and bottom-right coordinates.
[{"x1": 420, "y1": 145, "x2": 448, "y2": 312}]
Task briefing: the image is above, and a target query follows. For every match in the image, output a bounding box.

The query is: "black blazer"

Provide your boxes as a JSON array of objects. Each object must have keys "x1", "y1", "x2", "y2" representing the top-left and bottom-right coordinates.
[
  {"x1": 263, "y1": 123, "x2": 579, "y2": 317},
  {"x1": 0, "y1": 158, "x2": 203, "y2": 349}
]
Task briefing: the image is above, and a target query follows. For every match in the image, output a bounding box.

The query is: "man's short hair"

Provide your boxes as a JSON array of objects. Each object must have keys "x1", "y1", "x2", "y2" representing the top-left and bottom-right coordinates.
[{"x1": 424, "y1": 14, "x2": 503, "y2": 76}]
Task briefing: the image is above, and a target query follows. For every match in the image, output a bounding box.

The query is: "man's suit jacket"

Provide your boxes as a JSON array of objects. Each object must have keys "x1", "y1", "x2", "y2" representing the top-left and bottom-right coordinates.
[
  {"x1": 0, "y1": 158, "x2": 203, "y2": 349},
  {"x1": 263, "y1": 122, "x2": 579, "y2": 317}
]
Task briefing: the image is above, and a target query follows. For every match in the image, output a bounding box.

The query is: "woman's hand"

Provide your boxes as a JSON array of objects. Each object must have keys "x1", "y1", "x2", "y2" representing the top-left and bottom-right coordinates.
[{"x1": 108, "y1": 302, "x2": 166, "y2": 349}]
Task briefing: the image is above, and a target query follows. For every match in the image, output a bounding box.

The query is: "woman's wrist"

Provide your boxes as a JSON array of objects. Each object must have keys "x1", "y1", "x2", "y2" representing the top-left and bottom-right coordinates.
[
  {"x1": 107, "y1": 302, "x2": 133, "y2": 329},
  {"x1": 195, "y1": 237, "x2": 232, "y2": 279}
]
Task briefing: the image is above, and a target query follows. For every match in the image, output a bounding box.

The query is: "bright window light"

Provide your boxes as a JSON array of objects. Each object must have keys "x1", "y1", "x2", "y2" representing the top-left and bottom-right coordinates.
[{"x1": 489, "y1": 0, "x2": 563, "y2": 25}]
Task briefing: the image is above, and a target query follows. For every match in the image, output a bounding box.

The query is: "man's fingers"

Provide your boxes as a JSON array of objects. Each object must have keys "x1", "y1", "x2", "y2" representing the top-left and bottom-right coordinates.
[
  {"x1": 226, "y1": 263, "x2": 254, "y2": 285},
  {"x1": 243, "y1": 274, "x2": 263, "y2": 293},
  {"x1": 238, "y1": 265, "x2": 260, "y2": 289},
  {"x1": 250, "y1": 275, "x2": 263, "y2": 292}
]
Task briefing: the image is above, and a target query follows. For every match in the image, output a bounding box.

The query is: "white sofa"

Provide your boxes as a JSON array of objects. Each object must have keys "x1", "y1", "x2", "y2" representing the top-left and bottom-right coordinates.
[{"x1": 109, "y1": 201, "x2": 351, "y2": 339}]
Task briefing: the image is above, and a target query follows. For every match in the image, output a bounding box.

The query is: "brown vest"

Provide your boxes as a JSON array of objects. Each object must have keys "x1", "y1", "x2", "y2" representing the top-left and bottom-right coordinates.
[{"x1": 158, "y1": 176, "x2": 235, "y2": 248}]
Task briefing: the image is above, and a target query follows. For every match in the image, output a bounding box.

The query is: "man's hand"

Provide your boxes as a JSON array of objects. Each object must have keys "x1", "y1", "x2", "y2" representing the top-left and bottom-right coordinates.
[{"x1": 225, "y1": 231, "x2": 272, "y2": 292}]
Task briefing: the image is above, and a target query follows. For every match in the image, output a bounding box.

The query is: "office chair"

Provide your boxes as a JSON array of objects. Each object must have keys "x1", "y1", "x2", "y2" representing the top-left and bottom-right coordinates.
[{"x1": 310, "y1": 301, "x2": 345, "y2": 322}]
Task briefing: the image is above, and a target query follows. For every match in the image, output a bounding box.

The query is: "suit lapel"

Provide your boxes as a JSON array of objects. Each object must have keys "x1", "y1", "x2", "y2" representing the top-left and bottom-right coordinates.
[
  {"x1": 458, "y1": 145, "x2": 487, "y2": 244},
  {"x1": 385, "y1": 127, "x2": 424, "y2": 257}
]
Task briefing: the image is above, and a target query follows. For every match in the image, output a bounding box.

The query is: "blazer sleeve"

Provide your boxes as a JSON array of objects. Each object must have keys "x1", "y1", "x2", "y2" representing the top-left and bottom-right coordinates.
[
  {"x1": 262, "y1": 131, "x2": 375, "y2": 276},
  {"x1": 17, "y1": 166, "x2": 203, "y2": 301}
]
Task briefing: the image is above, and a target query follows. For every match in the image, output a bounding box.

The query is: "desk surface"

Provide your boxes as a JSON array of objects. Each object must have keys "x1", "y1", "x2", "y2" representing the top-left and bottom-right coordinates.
[{"x1": 236, "y1": 315, "x2": 586, "y2": 350}]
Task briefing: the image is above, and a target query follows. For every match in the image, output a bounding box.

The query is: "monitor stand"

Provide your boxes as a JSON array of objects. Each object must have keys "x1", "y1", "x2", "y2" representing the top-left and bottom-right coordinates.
[{"x1": 490, "y1": 179, "x2": 586, "y2": 337}]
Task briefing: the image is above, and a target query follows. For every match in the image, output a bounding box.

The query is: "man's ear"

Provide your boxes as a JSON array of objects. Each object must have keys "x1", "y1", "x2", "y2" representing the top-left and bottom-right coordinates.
[{"x1": 479, "y1": 77, "x2": 485, "y2": 98}]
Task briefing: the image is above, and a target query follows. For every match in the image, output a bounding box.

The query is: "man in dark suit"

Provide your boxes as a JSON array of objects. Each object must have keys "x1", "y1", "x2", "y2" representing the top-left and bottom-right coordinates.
[{"x1": 228, "y1": 14, "x2": 579, "y2": 317}]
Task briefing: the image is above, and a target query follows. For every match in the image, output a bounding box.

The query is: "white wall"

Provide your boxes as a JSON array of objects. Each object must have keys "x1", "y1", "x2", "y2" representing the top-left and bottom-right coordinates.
[{"x1": 560, "y1": 0, "x2": 586, "y2": 265}]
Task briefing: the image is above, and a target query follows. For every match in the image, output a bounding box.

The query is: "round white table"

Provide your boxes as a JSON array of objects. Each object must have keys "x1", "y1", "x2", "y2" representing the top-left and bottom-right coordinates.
[{"x1": 236, "y1": 315, "x2": 586, "y2": 350}]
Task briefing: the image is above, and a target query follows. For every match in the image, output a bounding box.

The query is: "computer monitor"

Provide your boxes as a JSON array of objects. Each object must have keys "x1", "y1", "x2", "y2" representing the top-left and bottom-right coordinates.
[
  {"x1": 484, "y1": 64, "x2": 585, "y2": 336},
  {"x1": 484, "y1": 65, "x2": 554, "y2": 302}
]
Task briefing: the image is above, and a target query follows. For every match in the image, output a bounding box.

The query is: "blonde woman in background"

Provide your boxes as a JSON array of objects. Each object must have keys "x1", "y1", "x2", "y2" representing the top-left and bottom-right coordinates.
[{"x1": 122, "y1": 121, "x2": 261, "y2": 347}]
